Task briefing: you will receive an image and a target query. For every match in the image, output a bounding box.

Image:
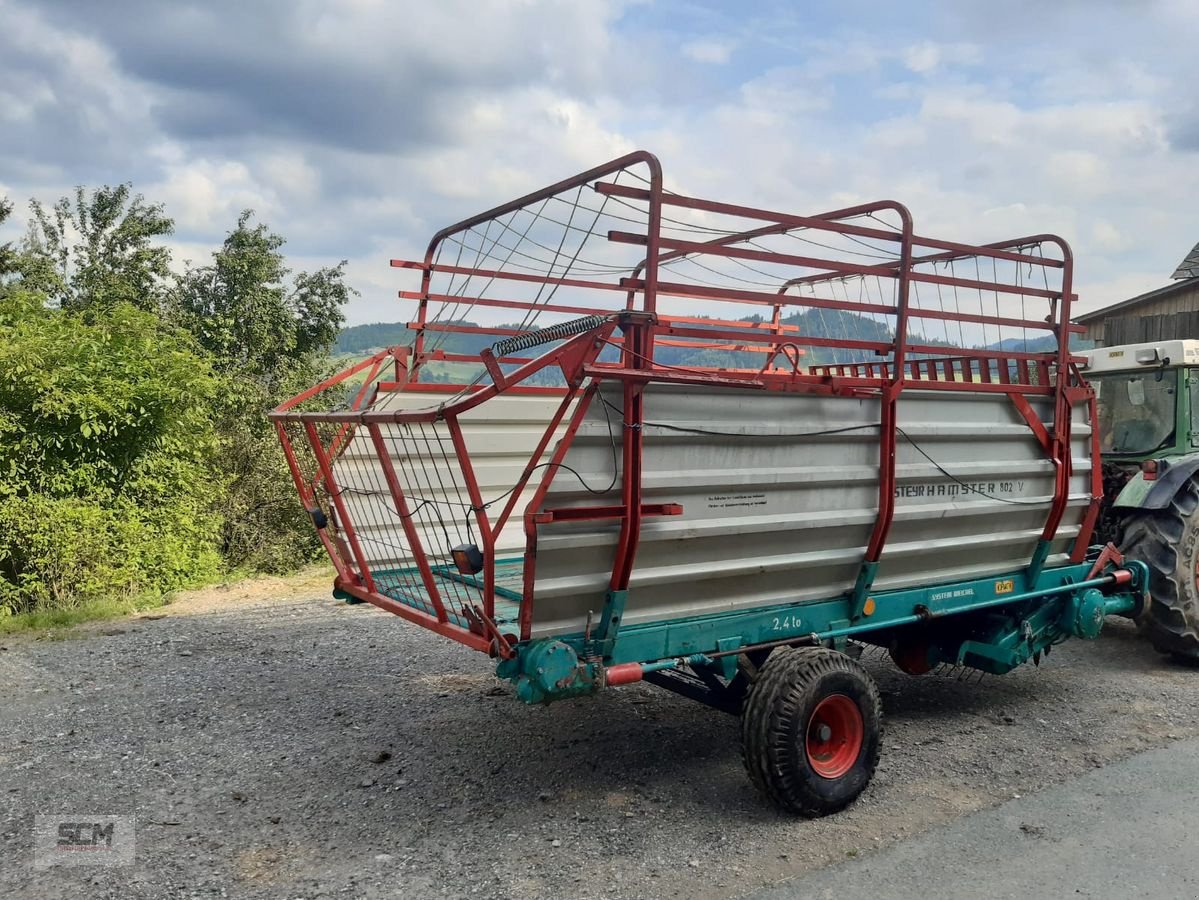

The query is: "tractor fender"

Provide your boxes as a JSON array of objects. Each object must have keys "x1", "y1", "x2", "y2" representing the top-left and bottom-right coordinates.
[{"x1": 1113, "y1": 456, "x2": 1199, "y2": 510}]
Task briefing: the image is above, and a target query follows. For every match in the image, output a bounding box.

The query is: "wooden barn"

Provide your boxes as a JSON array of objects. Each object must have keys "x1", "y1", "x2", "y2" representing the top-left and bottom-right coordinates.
[{"x1": 1077, "y1": 242, "x2": 1199, "y2": 346}]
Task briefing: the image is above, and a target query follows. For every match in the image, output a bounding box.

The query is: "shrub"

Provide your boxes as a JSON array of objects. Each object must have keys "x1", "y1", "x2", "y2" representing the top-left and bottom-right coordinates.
[{"x1": 0, "y1": 292, "x2": 224, "y2": 615}]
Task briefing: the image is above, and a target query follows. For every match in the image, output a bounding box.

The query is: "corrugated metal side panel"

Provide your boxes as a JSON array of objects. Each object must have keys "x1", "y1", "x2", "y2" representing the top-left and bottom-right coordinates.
[
  {"x1": 333, "y1": 390, "x2": 573, "y2": 569},
  {"x1": 527, "y1": 383, "x2": 1091, "y2": 637}
]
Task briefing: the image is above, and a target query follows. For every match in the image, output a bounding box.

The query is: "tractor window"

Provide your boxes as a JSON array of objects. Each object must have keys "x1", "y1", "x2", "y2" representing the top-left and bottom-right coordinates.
[
  {"x1": 1190, "y1": 371, "x2": 1199, "y2": 447},
  {"x1": 1091, "y1": 369, "x2": 1177, "y2": 455}
]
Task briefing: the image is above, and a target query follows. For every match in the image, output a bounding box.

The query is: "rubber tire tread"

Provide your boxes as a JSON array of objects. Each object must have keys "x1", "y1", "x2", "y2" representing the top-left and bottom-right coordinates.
[
  {"x1": 741, "y1": 647, "x2": 882, "y2": 817},
  {"x1": 1120, "y1": 474, "x2": 1199, "y2": 662}
]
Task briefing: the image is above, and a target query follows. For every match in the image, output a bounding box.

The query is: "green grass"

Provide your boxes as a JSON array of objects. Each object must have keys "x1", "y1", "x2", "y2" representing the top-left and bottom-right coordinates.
[
  {"x1": 0, "y1": 563, "x2": 337, "y2": 636},
  {"x1": 0, "y1": 591, "x2": 172, "y2": 635}
]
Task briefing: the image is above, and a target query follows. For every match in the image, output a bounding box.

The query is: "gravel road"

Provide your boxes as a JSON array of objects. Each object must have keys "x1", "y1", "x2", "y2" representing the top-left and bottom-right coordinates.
[{"x1": 3, "y1": 572, "x2": 1198, "y2": 900}]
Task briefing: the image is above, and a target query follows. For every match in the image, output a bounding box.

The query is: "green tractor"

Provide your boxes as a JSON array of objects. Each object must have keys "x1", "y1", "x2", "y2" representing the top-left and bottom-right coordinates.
[{"x1": 1089, "y1": 339, "x2": 1199, "y2": 661}]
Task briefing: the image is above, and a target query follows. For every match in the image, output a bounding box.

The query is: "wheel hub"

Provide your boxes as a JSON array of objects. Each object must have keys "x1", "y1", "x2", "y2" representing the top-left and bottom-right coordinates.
[{"x1": 805, "y1": 694, "x2": 864, "y2": 779}]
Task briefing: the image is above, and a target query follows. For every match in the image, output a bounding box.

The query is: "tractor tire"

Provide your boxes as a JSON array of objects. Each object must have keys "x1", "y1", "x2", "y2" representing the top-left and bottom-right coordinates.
[
  {"x1": 1119, "y1": 476, "x2": 1199, "y2": 663},
  {"x1": 741, "y1": 647, "x2": 882, "y2": 816}
]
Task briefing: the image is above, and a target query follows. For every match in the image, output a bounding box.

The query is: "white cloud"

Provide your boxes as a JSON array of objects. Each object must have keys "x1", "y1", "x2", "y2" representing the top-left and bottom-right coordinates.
[
  {"x1": 682, "y1": 39, "x2": 734, "y2": 64},
  {"x1": 902, "y1": 41, "x2": 982, "y2": 74},
  {"x1": 1091, "y1": 220, "x2": 1129, "y2": 254},
  {"x1": 2, "y1": 0, "x2": 1198, "y2": 329},
  {"x1": 147, "y1": 160, "x2": 275, "y2": 231}
]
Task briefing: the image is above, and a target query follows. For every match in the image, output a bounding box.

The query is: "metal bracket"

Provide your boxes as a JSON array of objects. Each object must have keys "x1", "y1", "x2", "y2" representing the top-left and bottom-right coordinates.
[
  {"x1": 1026, "y1": 538, "x2": 1052, "y2": 583},
  {"x1": 594, "y1": 589, "x2": 629, "y2": 659},
  {"x1": 848, "y1": 561, "x2": 880, "y2": 620},
  {"x1": 1086, "y1": 543, "x2": 1125, "y2": 580},
  {"x1": 714, "y1": 636, "x2": 743, "y2": 680}
]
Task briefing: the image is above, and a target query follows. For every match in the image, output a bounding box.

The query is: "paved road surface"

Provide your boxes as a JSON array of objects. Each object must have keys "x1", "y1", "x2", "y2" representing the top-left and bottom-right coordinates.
[{"x1": 754, "y1": 737, "x2": 1199, "y2": 900}]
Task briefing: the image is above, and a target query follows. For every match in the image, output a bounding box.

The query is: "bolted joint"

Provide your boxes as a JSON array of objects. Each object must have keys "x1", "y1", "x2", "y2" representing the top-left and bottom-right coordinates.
[
  {"x1": 497, "y1": 640, "x2": 602, "y2": 704},
  {"x1": 1061, "y1": 588, "x2": 1107, "y2": 640}
]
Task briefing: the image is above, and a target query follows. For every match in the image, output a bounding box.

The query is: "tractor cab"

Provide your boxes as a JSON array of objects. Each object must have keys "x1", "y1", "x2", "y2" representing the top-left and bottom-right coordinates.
[
  {"x1": 1086, "y1": 339, "x2": 1199, "y2": 559},
  {"x1": 1083, "y1": 340, "x2": 1199, "y2": 661},
  {"x1": 1084, "y1": 339, "x2": 1199, "y2": 465}
]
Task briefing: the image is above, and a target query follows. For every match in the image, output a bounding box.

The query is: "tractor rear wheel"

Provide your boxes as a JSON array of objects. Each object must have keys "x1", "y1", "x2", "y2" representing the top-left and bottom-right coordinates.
[
  {"x1": 1120, "y1": 476, "x2": 1199, "y2": 663},
  {"x1": 741, "y1": 647, "x2": 882, "y2": 816}
]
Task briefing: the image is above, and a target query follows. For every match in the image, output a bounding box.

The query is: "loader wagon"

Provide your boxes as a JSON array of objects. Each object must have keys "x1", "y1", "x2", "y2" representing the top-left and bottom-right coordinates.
[{"x1": 274, "y1": 151, "x2": 1148, "y2": 816}]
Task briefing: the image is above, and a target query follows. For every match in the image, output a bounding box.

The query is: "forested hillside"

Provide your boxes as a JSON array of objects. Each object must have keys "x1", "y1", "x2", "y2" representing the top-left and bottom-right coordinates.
[{"x1": 335, "y1": 307, "x2": 1089, "y2": 369}]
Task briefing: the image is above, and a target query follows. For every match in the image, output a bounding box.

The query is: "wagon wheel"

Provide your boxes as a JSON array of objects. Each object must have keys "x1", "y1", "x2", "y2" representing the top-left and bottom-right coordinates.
[
  {"x1": 889, "y1": 637, "x2": 933, "y2": 675},
  {"x1": 741, "y1": 647, "x2": 882, "y2": 816}
]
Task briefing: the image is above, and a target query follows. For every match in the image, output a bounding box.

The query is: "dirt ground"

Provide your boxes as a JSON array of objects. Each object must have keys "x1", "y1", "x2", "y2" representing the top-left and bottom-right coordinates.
[{"x1": 2, "y1": 571, "x2": 1197, "y2": 899}]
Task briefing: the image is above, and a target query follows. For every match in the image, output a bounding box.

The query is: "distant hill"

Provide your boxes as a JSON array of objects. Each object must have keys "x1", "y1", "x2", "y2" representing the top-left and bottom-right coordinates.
[
  {"x1": 335, "y1": 321, "x2": 415, "y2": 354},
  {"x1": 336, "y1": 321, "x2": 521, "y2": 357},
  {"x1": 984, "y1": 335, "x2": 1094, "y2": 353},
  {"x1": 334, "y1": 311, "x2": 1090, "y2": 369}
]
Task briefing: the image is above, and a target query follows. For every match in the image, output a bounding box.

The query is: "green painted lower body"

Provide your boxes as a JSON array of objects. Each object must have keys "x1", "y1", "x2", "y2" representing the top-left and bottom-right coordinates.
[{"x1": 496, "y1": 558, "x2": 1149, "y2": 704}]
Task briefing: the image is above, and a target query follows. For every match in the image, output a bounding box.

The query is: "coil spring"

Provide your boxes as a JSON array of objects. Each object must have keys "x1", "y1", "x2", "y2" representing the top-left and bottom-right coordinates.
[{"x1": 491, "y1": 314, "x2": 610, "y2": 358}]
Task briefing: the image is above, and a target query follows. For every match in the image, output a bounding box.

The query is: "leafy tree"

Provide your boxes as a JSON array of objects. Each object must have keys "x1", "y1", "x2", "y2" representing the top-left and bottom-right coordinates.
[
  {"x1": 0, "y1": 198, "x2": 17, "y2": 281},
  {"x1": 0, "y1": 292, "x2": 222, "y2": 613},
  {"x1": 0, "y1": 189, "x2": 357, "y2": 610},
  {"x1": 173, "y1": 211, "x2": 355, "y2": 570},
  {"x1": 18, "y1": 184, "x2": 174, "y2": 313},
  {"x1": 174, "y1": 210, "x2": 352, "y2": 388}
]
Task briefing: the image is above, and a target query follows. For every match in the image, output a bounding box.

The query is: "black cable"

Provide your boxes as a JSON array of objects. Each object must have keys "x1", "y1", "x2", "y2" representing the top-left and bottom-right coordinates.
[
  {"x1": 896, "y1": 426, "x2": 1049, "y2": 505},
  {"x1": 601, "y1": 395, "x2": 1046, "y2": 505},
  {"x1": 600, "y1": 395, "x2": 880, "y2": 439},
  {"x1": 337, "y1": 386, "x2": 1047, "y2": 538},
  {"x1": 468, "y1": 387, "x2": 621, "y2": 512},
  {"x1": 335, "y1": 389, "x2": 621, "y2": 524}
]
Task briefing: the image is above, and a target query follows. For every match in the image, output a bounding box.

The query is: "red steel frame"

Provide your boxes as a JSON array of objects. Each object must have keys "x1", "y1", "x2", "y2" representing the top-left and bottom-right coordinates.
[{"x1": 272, "y1": 150, "x2": 1095, "y2": 656}]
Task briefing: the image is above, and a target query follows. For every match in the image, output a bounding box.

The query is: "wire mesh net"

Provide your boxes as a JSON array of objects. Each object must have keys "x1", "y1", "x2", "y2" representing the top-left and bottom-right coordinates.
[{"x1": 276, "y1": 151, "x2": 1080, "y2": 637}]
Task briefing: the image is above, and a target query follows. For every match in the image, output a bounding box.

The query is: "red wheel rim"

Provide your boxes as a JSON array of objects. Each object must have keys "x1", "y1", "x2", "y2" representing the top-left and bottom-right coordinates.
[
  {"x1": 806, "y1": 694, "x2": 864, "y2": 779},
  {"x1": 891, "y1": 640, "x2": 932, "y2": 675}
]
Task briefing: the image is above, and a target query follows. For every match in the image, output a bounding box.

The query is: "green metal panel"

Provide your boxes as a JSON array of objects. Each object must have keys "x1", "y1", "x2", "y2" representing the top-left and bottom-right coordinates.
[
  {"x1": 1113, "y1": 471, "x2": 1156, "y2": 508},
  {"x1": 598, "y1": 562, "x2": 1116, "y2": 665},
  {"x1": 1187, "y1": 368, "x2": 1199, "y2": 449},
  {"x1": 496, "y1": 559, "x2": 1149, "y2": 703}
]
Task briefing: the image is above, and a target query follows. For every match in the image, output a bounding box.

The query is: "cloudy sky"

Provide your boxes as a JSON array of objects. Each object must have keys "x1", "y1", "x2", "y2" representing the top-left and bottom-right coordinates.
[{"x1": 1, "y1": 0, "x2": 1196, "y2": 324}]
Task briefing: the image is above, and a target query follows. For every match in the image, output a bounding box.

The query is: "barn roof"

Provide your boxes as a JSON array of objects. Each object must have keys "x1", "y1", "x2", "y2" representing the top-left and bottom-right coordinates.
[
  {"x1": 1074, "y1": 240, "x2": 1199, "y2": 324},
  {"x1": 1173, "y1": 241, "x2": 1199, "y2": 281},
  {"x1": 1074, "y1": 277, "x2": 1197, "y2": 323}
]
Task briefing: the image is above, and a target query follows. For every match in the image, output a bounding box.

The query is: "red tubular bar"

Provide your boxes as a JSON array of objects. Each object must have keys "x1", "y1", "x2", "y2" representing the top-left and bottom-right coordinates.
[
  {"x1": 492, "y1": 385, "x2": 582, "y2": 536},
  {"x1": 399, "y1": 289, "x2": 614, "y2": 318},
  {"x1": 595, "y1": 181, "x2": 904, "y2": 242},
  {"x1": 274, "y1": 421, "x2": 352, "y2": 583},
  {"x1": 610, "y1": 230, "x2": 902, "y2": 280},
  {"x1": 304, "y1": 422, "x2": 376, "y2": 595},
  {"x1": 409, "y1": 151, "x2": 663, "y2": 382},
  {"x1": 444, "y1": 415, "x2": 497, "y2": 620},
  {"x1": 1072, "y1": 391, "x2": 1104, "y2": 564},
  {"x1": 277, "y1": 346, "x2": 399, "y2": 413},
  {"x1": 366, "y1": 423, "x2": 450, "y2": 623},
  {"x1": 865, "y1": 204, "x2": 914, "y2": 564},
  {"x1": 335, "y1": 577, "x2": 492, "y2": 652},
  {"x1": 519, "y1": 386, "x2": 602, "y2": 641},
  {"x1": 274, "y1": 149, "x2": 1092, "y2": 654}
]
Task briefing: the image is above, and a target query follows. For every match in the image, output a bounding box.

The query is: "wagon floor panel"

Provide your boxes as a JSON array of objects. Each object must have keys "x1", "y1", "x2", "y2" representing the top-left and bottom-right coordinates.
[{"x1": 370, "y1": 557, "x2": 525, "y2": 629}]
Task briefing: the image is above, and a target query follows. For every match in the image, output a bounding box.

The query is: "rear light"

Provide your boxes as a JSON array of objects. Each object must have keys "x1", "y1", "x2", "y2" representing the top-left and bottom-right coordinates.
[
  {"x1": 451, "y1": 543, "x2": 484, "y2": 575},
  {"x1": 1141, "y1": 460, "x2": 1159, "y2": 482}
]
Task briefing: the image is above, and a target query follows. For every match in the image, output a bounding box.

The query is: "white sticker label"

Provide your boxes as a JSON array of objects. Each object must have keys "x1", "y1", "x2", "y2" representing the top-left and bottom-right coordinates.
[{"x1": 1127, "y1": 378, "x2": 1146, "y2": 406}]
